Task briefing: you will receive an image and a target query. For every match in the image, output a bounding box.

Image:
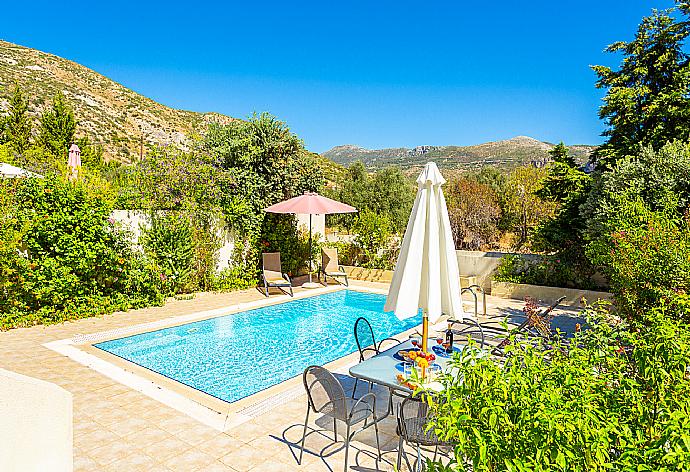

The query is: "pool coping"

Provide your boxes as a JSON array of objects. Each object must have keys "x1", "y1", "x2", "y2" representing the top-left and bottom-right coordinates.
[{"x1": 44, "y1": 283, "x2": 418, "y2": 433}]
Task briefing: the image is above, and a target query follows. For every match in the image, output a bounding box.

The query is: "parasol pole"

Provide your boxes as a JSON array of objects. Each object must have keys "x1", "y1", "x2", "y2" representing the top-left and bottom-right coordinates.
[
  {"x1": 422, "y1": 310, "x2": 429, "y2": 353},
  {"x1": 308, "y1": 213, "x2": 313, "y2": 284}
]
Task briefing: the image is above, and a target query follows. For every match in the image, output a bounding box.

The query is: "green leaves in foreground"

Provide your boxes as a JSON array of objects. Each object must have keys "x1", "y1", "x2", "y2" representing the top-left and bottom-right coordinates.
[{"x1": 427, "y1": 306, "x2": 690, "y2": 471}]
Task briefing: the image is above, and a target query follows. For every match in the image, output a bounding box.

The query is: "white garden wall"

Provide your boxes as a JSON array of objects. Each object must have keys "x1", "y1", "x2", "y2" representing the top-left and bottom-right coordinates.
[{"x1": 110, "y1": 210, "x2": 236, "y2": 271}]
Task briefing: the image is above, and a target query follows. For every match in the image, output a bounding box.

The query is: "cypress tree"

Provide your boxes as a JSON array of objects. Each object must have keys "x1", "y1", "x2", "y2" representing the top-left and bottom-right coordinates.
[
  {"x1": 38, "y1": 92, "x2": 76, "y2": 160},
  {"x1": 2, "y1": 83, "x2": 32, "y2": 154}
]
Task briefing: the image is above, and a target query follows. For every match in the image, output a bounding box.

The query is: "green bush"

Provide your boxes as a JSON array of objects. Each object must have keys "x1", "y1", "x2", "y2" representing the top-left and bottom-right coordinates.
[
  {"x1": 428, "y1": 304, "x2": 690, "y2": 471},
  {"x1": 330, "y1": 210, "x2": 400, "y2": 270},
  {"x1": 587, "y1": 197, "x2": 690, "y2": 322},
  {"x1": 141, "y1": 212, "x2": 194, "y2": 294},
  {"x1": 0, "y1": 175, "x2": 164, "y2": 330},
  {"x1": 493, "y1": 253, "x2": 601, "y2": 290},
  {"x1": 259, "y1": 213, "x2": 315, "y2": 277},
  {"x1": 582, "y1": 141, "x2": 690, "y2": 243}
]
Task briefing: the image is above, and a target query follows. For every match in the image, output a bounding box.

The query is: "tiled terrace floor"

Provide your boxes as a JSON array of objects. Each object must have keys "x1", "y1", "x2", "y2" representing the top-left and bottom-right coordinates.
[{"x1": 0, "y1": 282, "x2": 580, "y2": 471}]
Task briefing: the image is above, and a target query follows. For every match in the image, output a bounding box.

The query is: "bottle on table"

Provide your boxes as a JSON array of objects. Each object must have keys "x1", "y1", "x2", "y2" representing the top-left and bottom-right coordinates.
[{"x1": 444, "y1": 323, "x2": 454, "y2": 353}]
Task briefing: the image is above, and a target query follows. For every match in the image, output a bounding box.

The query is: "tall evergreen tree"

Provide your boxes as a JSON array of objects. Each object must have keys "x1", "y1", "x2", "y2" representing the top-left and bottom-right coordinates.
[
  {"x1": 38, "y1": 92, "x2": 76, "y2": 160},
  {"x1": 548, "y1": 141, "x2": 575, "y2": 167},
  {"x1": 1, "y1": 83, "x2": 32, "y2": 154},
  {"x1": 591, "y1": 3, "x2": 690, "y2": 168}
]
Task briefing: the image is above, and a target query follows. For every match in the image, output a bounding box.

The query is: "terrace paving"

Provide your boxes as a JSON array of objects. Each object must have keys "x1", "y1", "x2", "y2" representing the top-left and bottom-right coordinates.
[{"x1": 0, "y1": 282, "x2": 581, "y2": 471}]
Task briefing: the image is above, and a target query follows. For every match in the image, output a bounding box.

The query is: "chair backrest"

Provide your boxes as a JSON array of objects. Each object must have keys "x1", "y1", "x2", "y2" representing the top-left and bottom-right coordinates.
[
  {"x1": 302, "y1": 365, "x2": 348, "y2": 421},
  {"x1": 321, "y1": 248, "x2": 340, "y2": 273},
  {"x1": 526, "y1": 295, "x2": 567, "y2": 338},
  {"x1": 397, "y1": 396, "x2": 446, "y2": 447},
  {"x1": 493, "y1": 295, "x2": 568, "y2": 352},
  {"x1": 354, "y1": 317, "x2": 377, "y2": 361},
  {"x1": 449, "y1": 318, "x2": 486, "y2": 349},
  {"x1": 262, "y1": 252, "x2": 283, "y2": 281}
]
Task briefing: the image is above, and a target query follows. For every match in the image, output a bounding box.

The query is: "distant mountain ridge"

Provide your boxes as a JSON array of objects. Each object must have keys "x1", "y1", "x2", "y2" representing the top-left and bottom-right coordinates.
[
  {"x1": 0, "y1": 40, "x2": 234, "y2": 162},
  {"x1": 323, "y1": 136, "x2": 596, "y2": 170}
]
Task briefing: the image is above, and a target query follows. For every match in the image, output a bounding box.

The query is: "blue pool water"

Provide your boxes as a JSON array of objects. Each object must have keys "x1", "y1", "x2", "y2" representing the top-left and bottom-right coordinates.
[{"x1": 95, "y1": 290, "x2": 421, "y2": 403}]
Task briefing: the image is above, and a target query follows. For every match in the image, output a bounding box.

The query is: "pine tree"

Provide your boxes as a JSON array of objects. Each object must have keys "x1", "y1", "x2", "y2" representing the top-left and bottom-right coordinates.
[
  {"x1": 592, "y1": 3, "x2": 690, "y2": 168},
  {"x1": 38, "y1": 92, "x2": 76, "y2": 160},
  {"x1": 548, "y1": 142, "x2": 575, "y2": 167},
  {"x1": 1, "y1": 83, "x2": 32, "y2": 154}
]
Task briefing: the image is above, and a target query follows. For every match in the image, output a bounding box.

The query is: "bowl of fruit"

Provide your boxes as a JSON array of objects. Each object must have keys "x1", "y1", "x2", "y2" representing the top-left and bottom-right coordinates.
[{"x1": 404, "y1": 350, "x2": 436, "y2": 365}]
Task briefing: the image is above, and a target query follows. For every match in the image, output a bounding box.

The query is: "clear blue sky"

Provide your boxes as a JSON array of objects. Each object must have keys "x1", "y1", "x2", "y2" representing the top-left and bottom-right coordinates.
[{"x1": 2, "y1": 1, "x2": 678, "y2": 152}]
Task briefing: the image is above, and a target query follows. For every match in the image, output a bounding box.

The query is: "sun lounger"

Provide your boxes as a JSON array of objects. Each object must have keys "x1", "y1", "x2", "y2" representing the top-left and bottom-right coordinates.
[
  {"x1": 319, "y1": 248, "x2": 349, "y2": 286},
  {"x1": 261, "y1": 252, "x2": 293, "y2": 297}
]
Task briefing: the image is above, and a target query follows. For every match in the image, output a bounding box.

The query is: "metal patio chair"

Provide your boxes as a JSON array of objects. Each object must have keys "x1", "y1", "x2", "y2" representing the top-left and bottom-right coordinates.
[
  {"x1": 298, "y1": 365, "x2": 381, "y2": 472},
  {"x1": 397, "y1": 395, "x2": 454, "y2": 472},
  {"x1": 352, "y1": 316, "x2": 402, "y2": 398},
  {"x1": 485, "y1": 295, "x2": 567, "y2": 356},
  {"x1": 448, "y1": 317, "x2": 486, "y2": 349}
]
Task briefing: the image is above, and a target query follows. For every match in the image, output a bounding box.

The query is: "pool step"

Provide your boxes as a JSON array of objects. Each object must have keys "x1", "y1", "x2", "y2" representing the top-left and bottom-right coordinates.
[{"x1": 236, "y1": 385, "x2": 304, "y2": 418}]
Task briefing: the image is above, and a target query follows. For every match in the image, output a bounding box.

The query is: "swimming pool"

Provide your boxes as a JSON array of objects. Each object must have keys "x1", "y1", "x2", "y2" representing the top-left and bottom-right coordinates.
[{"x1": 95, "y1": 290, "x2": 421, "y2": 403}]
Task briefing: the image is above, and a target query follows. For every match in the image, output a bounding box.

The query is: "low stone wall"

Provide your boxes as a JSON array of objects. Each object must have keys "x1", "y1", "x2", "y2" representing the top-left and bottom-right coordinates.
[
  {"x1": 491, "y1": 281, "x2": 612, "y2": 307},
  {"x1": 456, "y1": 250, "x2": 505, "y2": 292},
  {"x1": 342, "y1": 265, "x2": 394, "y2": 283},
  {"x1": 0, "y1": 369, "x2": 73, "y2": 471}
]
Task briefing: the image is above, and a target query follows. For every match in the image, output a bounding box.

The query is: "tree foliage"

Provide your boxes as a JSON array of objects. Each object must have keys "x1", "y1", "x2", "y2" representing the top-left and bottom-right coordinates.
[
  {"x1": 445, "y1": 177, "x2": 501, "y2": 250},
  {"x1": 329, "y1": 161, "x2": 415, "y2": 232},
  {"x1": 582, "y1": 141, "x2": 690, "y2": 242},
  {"x1": 1, "y1": 83, "x2": 32, "y2": 155},
  {"x1": 592, "y1": 3, "x2": 690, "y2": 167},
  {"x1": 38, "y1": 92, "x2": 76, "y2": 160},
  {"x1": 503, "y1": 166, "x2": 556, "y2": 247},
  {"x1": 532, "y1": 143, "x2": 595, "y2": 283},
  {"x1": 549, "y1": 141, "x2": 575, "y2": 167}
]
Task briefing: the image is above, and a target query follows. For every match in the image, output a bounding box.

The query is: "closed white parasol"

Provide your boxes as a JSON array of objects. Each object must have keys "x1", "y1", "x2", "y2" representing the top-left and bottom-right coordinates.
[{"x1": 384, "y1": 162, "x2": 465, "y2": 352}]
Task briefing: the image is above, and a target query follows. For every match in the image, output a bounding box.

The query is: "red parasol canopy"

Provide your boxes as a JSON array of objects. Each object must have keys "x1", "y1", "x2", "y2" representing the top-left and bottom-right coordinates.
[
  {"x1": 264, "y1": 192, "x2": 356, "y2": 288},
  {"x1": 264, "y1": 192, "x2": 357, "y2": 215}
]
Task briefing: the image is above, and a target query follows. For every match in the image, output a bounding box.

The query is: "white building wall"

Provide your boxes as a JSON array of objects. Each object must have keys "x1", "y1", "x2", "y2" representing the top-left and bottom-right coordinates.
[
  {"x1": 110, "y1": 210, "x2": 236, "y2": 271},
  {"x1": 111, "y1": 211, "x2": 320, "y2": 270},
  {"x1": 296, "y1": 213, "x2": 325, "y2": 242}
]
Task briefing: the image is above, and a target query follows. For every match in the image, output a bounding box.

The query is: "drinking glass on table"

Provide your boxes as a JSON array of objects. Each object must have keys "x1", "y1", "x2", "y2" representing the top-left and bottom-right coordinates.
[
  {"x1": 403, "y1": 362, "x2": 414, "y2": 377},
  {"x1": 410, "y1": 335, "x2": 421, "y2": 349},
  {"x1": 427, "y1": 364, "x2": 441, "y2": 380}
]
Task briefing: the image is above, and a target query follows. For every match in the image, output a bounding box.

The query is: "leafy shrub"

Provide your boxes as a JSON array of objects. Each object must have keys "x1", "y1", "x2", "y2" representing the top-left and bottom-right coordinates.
[
  {"x1": 259, "y1": 213, "x2": 315, "y2": 277},
  {"x1": 141, "y1": 212, "x2": 194, "y2": 294},
  {"x1": 428, "y1": 304, "x2": 690, "y2": 471},
  {"x1": 323, "y1": 211, "x2": 400, "y2": 270},
  {"x1": 587, "y1": 197, "x2": 690, "y2": 322},
  {"x1": 494, "y1": 253, "x2": 601, "y2": 290},
  {"x1": 211, "y1": 264, "x2": 257, "y2": 291},
  {"x1": 0, "y1": 174, "x2": 164, "y2": 329}
]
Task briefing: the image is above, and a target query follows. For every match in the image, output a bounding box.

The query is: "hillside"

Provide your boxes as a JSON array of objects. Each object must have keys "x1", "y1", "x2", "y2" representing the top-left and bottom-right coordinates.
[
  {"x1": 323, "y1": 136, "x2": 596, "y2": 171},
  {"x1": 0, "y1": 40, "x2": 233, "y2": 162}
]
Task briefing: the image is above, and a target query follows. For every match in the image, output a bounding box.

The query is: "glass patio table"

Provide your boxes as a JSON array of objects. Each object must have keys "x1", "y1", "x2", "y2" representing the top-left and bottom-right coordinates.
[{"x1": 349, "y1": 338, "x2": 460, "y2": 394}]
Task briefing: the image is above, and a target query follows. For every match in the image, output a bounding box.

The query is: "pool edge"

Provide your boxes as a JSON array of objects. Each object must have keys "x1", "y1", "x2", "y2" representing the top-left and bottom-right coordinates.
[{"x1": 43, "y1": 283, "x2": 412, "y2": 433}]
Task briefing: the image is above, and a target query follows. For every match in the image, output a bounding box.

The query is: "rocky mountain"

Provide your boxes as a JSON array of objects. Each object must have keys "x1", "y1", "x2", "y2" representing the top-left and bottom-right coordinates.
[
  {"x1": 0, "y1": 40, "x2": 233, "y2": 162},
  {"x1": 323, "y1": 136, "x2": 596, "y2": 171}
]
